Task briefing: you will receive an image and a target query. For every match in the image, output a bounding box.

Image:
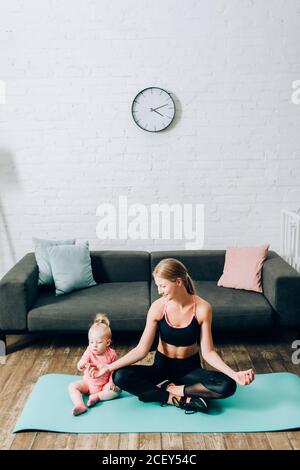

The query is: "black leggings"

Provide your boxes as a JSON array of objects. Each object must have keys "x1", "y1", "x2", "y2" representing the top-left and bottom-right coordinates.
[{"x1": 113, "y1": 350, "x2": 237, "y2": 404}]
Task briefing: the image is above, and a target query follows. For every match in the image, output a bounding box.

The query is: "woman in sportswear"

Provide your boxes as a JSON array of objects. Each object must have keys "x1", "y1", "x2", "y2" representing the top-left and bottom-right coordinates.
[{"x1": 91, "y1": 258, "x2": 255, "y2": 413}]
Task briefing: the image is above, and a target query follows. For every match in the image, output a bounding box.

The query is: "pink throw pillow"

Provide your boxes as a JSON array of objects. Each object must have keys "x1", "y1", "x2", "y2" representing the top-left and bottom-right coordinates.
[{"x1": 217, "y1": 245, "x2": 269, "y2": 293}]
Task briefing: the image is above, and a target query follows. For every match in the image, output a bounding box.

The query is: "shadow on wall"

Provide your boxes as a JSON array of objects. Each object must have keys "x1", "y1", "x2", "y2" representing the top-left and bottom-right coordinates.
[
  {"x1": 167, "y1": 91, "x2": 181, "y2": 132},
  {"x1": 0, "y1": 148, "x2": 21, "y2": 274}
]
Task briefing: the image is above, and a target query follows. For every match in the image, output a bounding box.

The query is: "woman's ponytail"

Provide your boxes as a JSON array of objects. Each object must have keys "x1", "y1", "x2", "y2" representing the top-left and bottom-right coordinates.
[{"x1": 184, "y1": 273, "x2": 196, "y2": 295}]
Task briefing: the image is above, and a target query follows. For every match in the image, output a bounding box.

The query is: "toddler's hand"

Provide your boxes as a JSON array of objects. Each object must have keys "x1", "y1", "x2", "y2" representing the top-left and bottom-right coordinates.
[
  {"x1": 77, "y1": 361, "x2": 87, "y2": 372},
  {"x1": 88, "y1": 365, "x2": 99, "y2": 378}
]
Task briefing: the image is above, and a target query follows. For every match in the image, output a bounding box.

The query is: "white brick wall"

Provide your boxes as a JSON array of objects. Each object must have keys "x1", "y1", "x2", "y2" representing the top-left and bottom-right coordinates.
[{"x1": 1, "y1": 0, "x2": 300, "y2": 277}]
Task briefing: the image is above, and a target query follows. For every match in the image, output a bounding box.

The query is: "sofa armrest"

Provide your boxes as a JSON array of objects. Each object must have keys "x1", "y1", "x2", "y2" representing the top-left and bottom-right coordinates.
[
  {"x1": 263, "y1": 255, "x2": 300, "y2": 327},
  {"x1": 0, "y1": 253, "x2": 38, "y2": 331}
]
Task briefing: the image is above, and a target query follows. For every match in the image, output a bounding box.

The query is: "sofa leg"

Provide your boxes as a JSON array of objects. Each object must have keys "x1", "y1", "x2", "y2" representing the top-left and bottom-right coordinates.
[{"x1": 0, "y1": 332, "x2": 7, "y2": 359}]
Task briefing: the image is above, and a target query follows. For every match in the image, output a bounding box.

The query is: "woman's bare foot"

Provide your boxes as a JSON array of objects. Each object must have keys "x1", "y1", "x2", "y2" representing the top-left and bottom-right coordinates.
[
  {"x1": 167, "y1": 385, "x2": 184, "y2": 397},
  {"x1": 156, "y1": 380, "x2": 184, "y2": 405}
]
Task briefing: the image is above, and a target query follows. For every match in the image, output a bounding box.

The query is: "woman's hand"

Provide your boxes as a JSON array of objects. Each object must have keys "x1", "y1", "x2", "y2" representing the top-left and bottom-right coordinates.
[
  {"x1": 88, "y1": 364, "x2": 111, "y2": 379},
  {"x1": 235, "y1": 369, "x2": 255, "y2": 386}
]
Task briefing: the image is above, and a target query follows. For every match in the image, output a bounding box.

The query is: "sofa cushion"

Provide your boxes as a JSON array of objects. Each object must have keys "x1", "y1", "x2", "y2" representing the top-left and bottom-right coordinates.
[
  {"x1": 151, "y1": 281, "x2": 273, "y2": 329},
  {"x1": 48, "y1": 243, "x2": 96, "y2": 295},
  {"x1": 217, "y1": 244, "x2": 269, "y2": 293},
  {"x1": 33, "y1": 238, "x2": 75, "y2": 286},
  {"x1": 28, "y1": 282, "x2": 150, "y2": 332},
  {"x1": 91, "y1": 251, "x2": 150, "y2": 283}
]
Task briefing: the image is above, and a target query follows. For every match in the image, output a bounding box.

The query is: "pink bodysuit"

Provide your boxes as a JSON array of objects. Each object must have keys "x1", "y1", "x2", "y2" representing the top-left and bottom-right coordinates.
[{"x1": 80, "y1": 346, "x2": 117, "y2": 395}]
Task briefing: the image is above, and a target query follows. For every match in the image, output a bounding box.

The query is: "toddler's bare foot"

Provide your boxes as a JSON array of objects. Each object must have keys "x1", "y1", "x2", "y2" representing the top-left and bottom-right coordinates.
[
  {"x1": 72, "y1": 404, "x2": 87, "y2": 416},
  {"x1": 87, "y1": 393, "x2": 100, "y2": 407}
]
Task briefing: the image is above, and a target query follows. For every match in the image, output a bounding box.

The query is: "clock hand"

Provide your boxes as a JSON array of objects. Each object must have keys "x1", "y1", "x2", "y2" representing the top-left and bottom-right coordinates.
[
  {"x1": 152, "y1": 104, "x2": 169, "y2": 111},
  {"x1": 152, "y1": 109, "x2": 164, "y2": 117}
]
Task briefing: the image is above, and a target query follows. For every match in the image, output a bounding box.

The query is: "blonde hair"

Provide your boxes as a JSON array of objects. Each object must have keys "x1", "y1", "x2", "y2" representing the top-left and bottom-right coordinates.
[
  {"x1": 152, "y1": 258, "x2": 196, "y2": 295},
  {"x1": 89, "y1": 313, "x2": 112, "y2": 339}
]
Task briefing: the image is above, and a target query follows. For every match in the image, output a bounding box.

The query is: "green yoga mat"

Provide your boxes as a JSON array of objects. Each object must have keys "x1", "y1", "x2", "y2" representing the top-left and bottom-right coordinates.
[{"x1": 14, "y1": 372, "x2": 300, "y2": 434}]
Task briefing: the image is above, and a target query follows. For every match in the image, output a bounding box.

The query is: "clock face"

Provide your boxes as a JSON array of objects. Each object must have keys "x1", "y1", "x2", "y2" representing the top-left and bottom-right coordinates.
[{"x1": 131, "y1": 87, "x2": 176, "y2": 132}]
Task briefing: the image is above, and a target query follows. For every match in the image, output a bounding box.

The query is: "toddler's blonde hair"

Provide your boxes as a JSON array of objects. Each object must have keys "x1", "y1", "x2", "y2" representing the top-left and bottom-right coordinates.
[{"x1": 89, "y1": 312, "x2": 112, "y2": 339}]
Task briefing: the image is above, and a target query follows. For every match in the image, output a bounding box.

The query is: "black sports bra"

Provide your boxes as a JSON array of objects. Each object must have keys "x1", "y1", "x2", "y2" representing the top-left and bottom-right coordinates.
[{"x1": 158, "y1": 295, "x2": 200, "y2": 347}]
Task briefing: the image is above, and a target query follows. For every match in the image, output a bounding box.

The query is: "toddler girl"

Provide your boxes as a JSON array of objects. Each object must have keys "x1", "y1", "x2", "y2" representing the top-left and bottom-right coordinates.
[{"x1": 68, "y1": 313, "x2": 121, "y2": 416}]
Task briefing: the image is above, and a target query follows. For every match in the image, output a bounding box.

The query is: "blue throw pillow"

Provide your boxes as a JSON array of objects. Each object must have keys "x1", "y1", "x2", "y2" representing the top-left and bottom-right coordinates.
[
  {"x1": 47, "y1": 243, "x2": 97, "y2": 295},
  {"x1": 33, "y1": 238, "x2": 75, "y2": 285}
]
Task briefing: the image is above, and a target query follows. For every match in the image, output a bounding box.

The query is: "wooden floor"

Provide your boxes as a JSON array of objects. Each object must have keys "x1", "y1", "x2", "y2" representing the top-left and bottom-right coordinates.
[{"x1": 0, "y1": 330, "x2": 299, "y2": 450}]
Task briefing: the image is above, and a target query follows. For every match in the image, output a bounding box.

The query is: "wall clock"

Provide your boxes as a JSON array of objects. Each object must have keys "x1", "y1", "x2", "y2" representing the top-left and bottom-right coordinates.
[{"x1": 131, "y1": 87, "x2": 176, "y2": 132}]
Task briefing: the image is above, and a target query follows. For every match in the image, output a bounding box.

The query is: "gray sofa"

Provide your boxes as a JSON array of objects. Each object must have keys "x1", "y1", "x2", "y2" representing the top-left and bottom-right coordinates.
[{"x1": 1, "y1": 249, "x2": 300, "y2": 352}]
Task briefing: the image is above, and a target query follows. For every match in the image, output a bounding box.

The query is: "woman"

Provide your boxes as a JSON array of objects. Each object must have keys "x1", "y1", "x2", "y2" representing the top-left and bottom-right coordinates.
[{"x1": 92, "y1": 258, "x2": 255, "y2": 413}]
